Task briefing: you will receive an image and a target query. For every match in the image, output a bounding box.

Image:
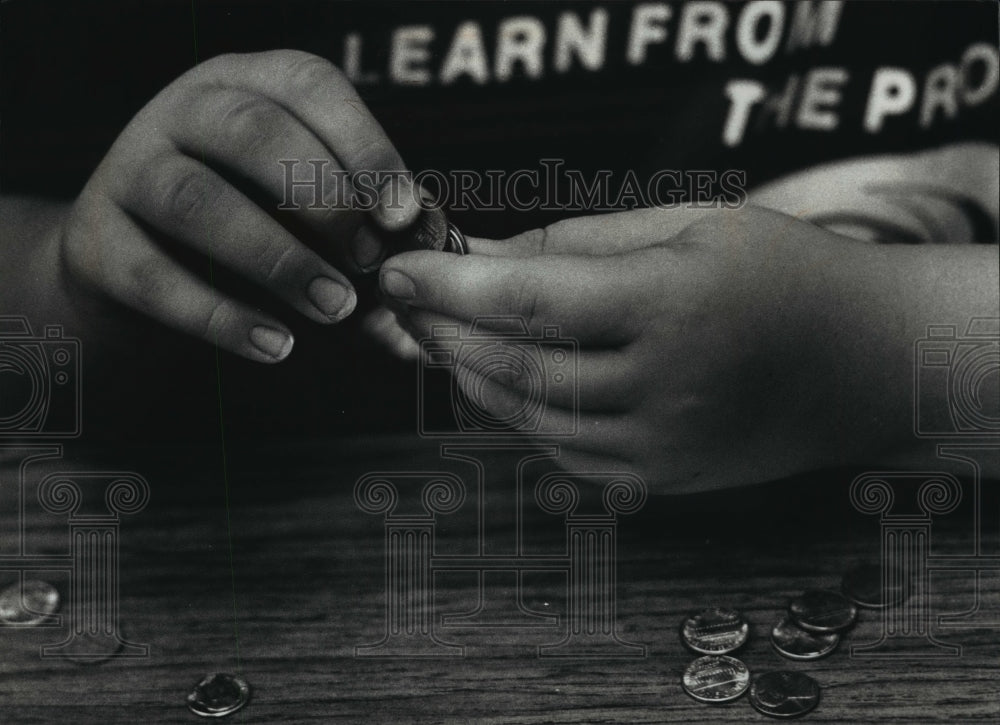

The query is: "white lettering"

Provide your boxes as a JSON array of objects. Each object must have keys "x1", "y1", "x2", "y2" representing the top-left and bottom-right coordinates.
[
  {"x1": 496, "y1": 16, "x2": 547, "y2": 81},
  {"x1": 864, "y1": 67, "x2": 917, "y2": 133},
  {"x1": 626, "y1": 4, "x2": 672, "y2": 65},
  {"x1": 389, "y1": 25, "x2": 434, "y2": 86},
  {"x1": 736, "y1": 1, "x2": 785, "y2": 66}
]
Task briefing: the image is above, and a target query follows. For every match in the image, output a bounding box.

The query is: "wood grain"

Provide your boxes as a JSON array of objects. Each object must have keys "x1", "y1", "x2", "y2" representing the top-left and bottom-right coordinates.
[{"x1": 1, "y1": 436, "x2": 997, "y2": 723}]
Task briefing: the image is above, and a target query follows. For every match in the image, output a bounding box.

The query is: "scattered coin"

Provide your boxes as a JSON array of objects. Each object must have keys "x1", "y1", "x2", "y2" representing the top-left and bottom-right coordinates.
[
  {"x1": 681, "y1": 607, "x2": 750, "y2": 655},
  {"x1": 789, "y1": 589, "x2": 857, "y2": 633},
  {"x1": 749, "y1": 670, "x2": 821, "y2": 719},
  {"x1": 841, "y1": 563, "x2": 907, "y2": 609},
  {"x1": 771, "y1": 616, "x2": 839, "y2": 661},
  {"x1": 681, "y1": 655, "x2": 751, "y2": 704},
  {"x1": 0, "y1": 579, "x2": 60, "y2": 626},
  {"x1": 187, "y1": 672, "x2": 251, "y2": 718}
]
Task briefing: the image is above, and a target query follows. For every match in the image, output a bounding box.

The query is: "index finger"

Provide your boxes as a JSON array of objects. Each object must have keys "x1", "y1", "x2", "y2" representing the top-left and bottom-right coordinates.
[{"x1": 470, "y1": 206, "x2": 717, "y2": 257}]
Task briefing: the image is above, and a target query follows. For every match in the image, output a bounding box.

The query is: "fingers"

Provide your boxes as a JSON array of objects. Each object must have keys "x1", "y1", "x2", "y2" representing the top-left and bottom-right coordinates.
[
  {"x1": 361, "y1": 306, "x2": 420, "y2": 360},
  {"x1": 114, "y1": 151, "x2": 357, "y2": 324},
  {"x1": 469, "y1": 206, "x2": 717, "y2": 258},
  {"x1": 449, "y1": 363, "x2": 635, "y2": 454},
  {"x1": 394, "y1": 307, "x2": 639, "y2": 412},
  {"x1": 64, "y1": 199, "x2": 295, "y2": 363},
  {"x1": 190, "y1": 51, "x2": 404, "y2": 175},
  {"x1": 379, "y1": 251, "x2": 647, "y2": 346},
  {"x1": 161, "y1": 86, "x2": 371, "y2": 268}
]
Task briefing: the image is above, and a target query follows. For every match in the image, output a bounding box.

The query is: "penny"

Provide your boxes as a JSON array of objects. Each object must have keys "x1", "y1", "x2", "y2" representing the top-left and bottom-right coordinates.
[
  {"x1": 0, "y1": 579, "x2": 60, "y2": 626},
  {"x1": 789, "y1": 589, "x2": 857, "y2": 633},
  {"x1": 680, "y1": 607, "x2": 750, "y2": 655},
  {"x1": 187, "y1": 672, "x2": 251, "y2": 718},
  {"x1": 680, "y1": 655, "x2": 750, "y2": 704},
  {"x1": 841, "y1": 563, "x2": 907, "y2": 609},
  {"x1": 749, "y1": 670, "x2": 821, "y2": 719},
  {"x1": 771, "y1": 616, "x2": 839, "y2": 661}
]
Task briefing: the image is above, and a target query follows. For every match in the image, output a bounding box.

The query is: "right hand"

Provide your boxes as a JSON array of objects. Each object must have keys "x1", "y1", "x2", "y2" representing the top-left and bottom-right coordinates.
[{"x1": 58, "y1": 50, "x2": 420, "y2": 362}]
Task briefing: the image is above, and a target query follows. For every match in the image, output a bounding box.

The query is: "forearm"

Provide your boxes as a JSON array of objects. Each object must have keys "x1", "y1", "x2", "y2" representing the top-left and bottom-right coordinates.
[{"x1": 825, "y1": 241, "x2": 999, "y2": 477}]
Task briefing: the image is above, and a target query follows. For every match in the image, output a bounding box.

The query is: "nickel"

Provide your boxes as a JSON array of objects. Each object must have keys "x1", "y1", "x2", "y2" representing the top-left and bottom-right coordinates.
[
  {"x1": 789, "y1": 589, "x2": 857, "y2": 633},
  {"x1": 681, "y1": 607, "x2": 750, "y2": 655},
  {"x1": 771, "y1": 616, "x2": 839, "y2": 661},
  {"x1": 0, "y1": 579, "x2": 60, "y2": 626},
  {"x1": 681, "y1": 655, "x2": 750, "y2": 704},
  {"x1": 749, "y1": 670, "x2": 821, "y2": 719}
]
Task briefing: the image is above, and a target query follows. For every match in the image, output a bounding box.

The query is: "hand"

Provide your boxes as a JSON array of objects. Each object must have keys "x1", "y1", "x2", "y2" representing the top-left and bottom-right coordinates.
[
  {"x1": 376, "y1": 205, "x2": 926, "y2": 493},
  {"x1": 57, "y1": 50, "x2": 420, "y2": 362}
]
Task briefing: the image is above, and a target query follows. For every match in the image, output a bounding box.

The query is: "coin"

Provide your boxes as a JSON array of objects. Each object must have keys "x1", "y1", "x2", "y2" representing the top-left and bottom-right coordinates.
[
  {"x1": 680, "y1": 607, "x2": 750, "y2": 655},
  {"x1": 187, "y1": 672, "x2": 251, "y2": 718},
  {"x1": 788, "y1": 589, "x2": 857, "y2": 633},
  {"x1": 445, "y1": 222, "x2": 469, "y2": 254},
  {"x1": 0, "y1": 579, "x2": 60, "y2": 626},
  {"x1": 749, "y1": 670, "x2": 821, "y2": 719},
  {"x1": 841, "y1": 563, "x2": 907, "y2": 609},
  {"x1": 771, "y1": 616, "x2": 839, "y2": 661},
  {"x1": 680, "y1": 655, "x2": 750, "y2": 704}
]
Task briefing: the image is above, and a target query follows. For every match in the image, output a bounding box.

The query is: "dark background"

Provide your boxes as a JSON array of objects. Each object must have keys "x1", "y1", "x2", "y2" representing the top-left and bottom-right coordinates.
[{"x1": 1, "y1": 0, "x2": 997, "y2": 451}]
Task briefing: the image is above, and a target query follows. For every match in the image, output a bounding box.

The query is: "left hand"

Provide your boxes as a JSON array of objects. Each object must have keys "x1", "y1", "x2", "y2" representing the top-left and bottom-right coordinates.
[{"x1": 374, "y1": 205, "x2": 912, "y2": 494}]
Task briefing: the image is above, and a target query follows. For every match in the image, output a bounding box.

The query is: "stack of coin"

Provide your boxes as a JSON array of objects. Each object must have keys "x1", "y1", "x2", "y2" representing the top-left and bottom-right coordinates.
[{"x1": 768, "y1": 589, "x2": 858, "y2": 663}]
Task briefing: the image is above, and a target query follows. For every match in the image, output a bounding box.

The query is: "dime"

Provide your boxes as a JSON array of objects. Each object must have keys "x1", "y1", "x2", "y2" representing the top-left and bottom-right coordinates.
[
  {"x1": 771, "y1": 617, "x2": 839, "y2": 661},
  {"x1": 680, "y1": 607, "x2": 750, "y2": 655},
  {"x1": 0, "y1": 579, "x2": 60, "y2": 626},
  {"x1": 841, "y1": 563, "x2": 907, "y2": 609},
  {"x1": 187, "y1": 672, "x2": 251, "y2": 718},
  {"x1": 788, "y1": 589, "x2": 857, "y2": 633},
  {"x1": 680, "y1": 655, "x2": 750, "y2": 704},
  {"x1": 749, "y1": 670, "x2": 821, "y2": 719}
]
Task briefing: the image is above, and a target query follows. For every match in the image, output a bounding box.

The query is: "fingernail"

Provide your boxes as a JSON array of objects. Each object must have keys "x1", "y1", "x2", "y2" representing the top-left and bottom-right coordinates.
[
  {"x1": 249, "y1": 326, "x2": 294, "y2": 361},
  {"x1": 307, "y1": 277, "x2": 356, "y2": 321},
  {"x1": 352, "y1": 226, "x2": 385, "y2": 272},
  {"x1": 380, "y1": 268, "x2": 416, "y2": 301},
  {"x1": 374, "y1": 175, "x2": 422, "y2": 232}
]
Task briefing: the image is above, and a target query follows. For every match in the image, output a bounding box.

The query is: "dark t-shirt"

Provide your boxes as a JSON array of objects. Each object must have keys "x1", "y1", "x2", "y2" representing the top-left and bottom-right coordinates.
[{"x1": 1, "y1": 1, "x2": 997, "y2": 444}]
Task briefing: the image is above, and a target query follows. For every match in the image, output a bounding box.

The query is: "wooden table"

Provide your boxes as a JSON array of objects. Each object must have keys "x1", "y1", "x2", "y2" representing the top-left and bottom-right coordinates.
[{"x1": 2, "y1": 436, "x2": 997, "y2": 723}]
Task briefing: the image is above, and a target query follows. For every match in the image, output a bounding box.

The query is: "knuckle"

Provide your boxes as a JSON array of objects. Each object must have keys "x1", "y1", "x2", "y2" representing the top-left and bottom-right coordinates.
[
  {"x1": 201, "y1": 298, "x2": 236, "y2": 342},
  {"x1": 261, "y1": 244, "x2": 301, "y2": 286},
  {"x1": 283, "y1": 52, "x2": 343, "y2": 89},
  {"x1": 152, "y1": 158, "x2": 211, "y2": 225},
  {"x1": 218, "y1": 96, "x2": 286, "y2": 154}
]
